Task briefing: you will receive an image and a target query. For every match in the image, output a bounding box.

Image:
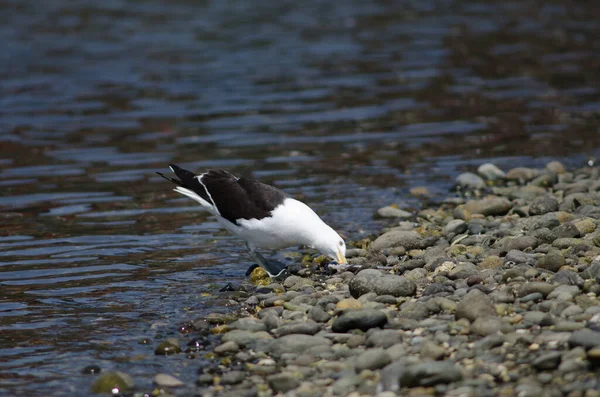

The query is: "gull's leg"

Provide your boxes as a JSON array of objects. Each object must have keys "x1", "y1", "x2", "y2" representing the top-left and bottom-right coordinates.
[{"x1": 245, "y1": 242, "x2": 287, "y2": 278}]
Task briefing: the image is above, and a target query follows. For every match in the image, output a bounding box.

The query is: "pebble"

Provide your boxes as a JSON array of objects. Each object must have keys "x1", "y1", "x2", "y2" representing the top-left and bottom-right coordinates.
[
  {"x1": 349, "y1": 269, "x2": 416, "y2": 298},
  {"x1": 91, "y1": 371, "x2": 135, "y2": 394},
  {"x1": 465, "y1": 197, "x2": 513, "y2": 216},
  {"x1": 455, "y1": 289, "x2": 496, "y2": 322},
  {"x1": 568, "y1": 328, "x2": 600, "y2": 349},
  {"x1": 532, "y1": 352, "x2": 563, "y2": 370},
  {"x1": 529, "y1": 195, "x2": 560, "y2": 216},
  {"x1": 536, "y1": 248, "x2": 565, "y2": 272},
  {"x1": 478, "y1": 163, "x2": 506, "y2": 180},
  {"x1": 397, "y1": 361, "x2": 463, "y2": 387},
  {"x1": 268, "y1": 372, "x2": 301, "y2": 393},
  {"x1": 456, "y1": 172, "x2": 486, "y2": 189},
  {"x1": 332, "y1": 309, "x2": 388, "y2": 333},
  {"x1": 370, "y1": 230, "x2": 423, "y2": 251},
  {"x1": 377, "y1": 205, "x2": 413, "y2": 218},
  {"x1": 269, "y1": 334, "x2": 332, "y2": 355},
  {"x1": 354, "y1": 348, "x2": 392, "y2": 371}
]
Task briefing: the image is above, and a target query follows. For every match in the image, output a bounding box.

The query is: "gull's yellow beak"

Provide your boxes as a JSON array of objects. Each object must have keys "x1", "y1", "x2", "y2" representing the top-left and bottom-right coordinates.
[{"x1": 336, "y1": 248, "x2": 347, "y2": 265}]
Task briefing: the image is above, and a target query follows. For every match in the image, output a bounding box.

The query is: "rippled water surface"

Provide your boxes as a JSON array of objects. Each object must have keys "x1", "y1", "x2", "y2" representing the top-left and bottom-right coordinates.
[{"x1": 1, "y1": 0, "x2": 600, "y2": 395}]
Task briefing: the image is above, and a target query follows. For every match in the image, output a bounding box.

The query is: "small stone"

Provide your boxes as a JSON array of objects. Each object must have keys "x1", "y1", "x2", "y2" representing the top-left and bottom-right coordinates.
[
  {"x1": 355, "y1": 348, "x2": 392, "y2": 371},
  {"x1": 349, "y1": 269, "x2": 416, "y2": 298},
  {"x1": 535, "y1": 248, "x2": 565, "y2": 272},
  {"x1": 398, "y1": 361, "x2": 463, "y2": 387},
  {"x1": 456, "y1": 172, "x2": 486, "y2": 189},
  {"x1": 366, "y1": 330, "x2": 403, "y2": 348},
  {"x1": 154, "y1": 373, "x2": 185, "y2": 387},
  {"x1": 532, "y1": 352, "x2": 563, "y2": 370},
  {"x1": 479, "y1": 255, "x2": 504, "y2": 269},
  {"x1": 511, "y1": 236, "x2": 541, "y2": 252},
  {"x1": 552, "y1": 222, "x2": 581, "y2": 239},
  {"x1": 274, "y1": 321, "x2": 321, "y2": 337},
  {"x1": 377, "y1": 205, "x2": 412, "y2": 218},
  {"x1": 506, "y1": 167, "x2": 538, "y2": 182},
  {"x1": 420, "y1": 340, "x2": 446, "y2": 360},
  {"x1": 370, "y1": 231, "x2": 423, "y2": 251},
  {"x1": 573, "y1": 218, "x2": 596, "y2": 235},
  {"x1": 582, "y1": 261, "x2": 600, "y2": 279},
  {"x1": 518, "y1": 282, "x2": 557, "y2": 298},
  {"x1": 336, "y1": 298, "x2": 362, "y2": 310},
  {"x1": 465, "y1": 197, "x2": 513, "y2": 216},
  {"x1": 91, "y1": 371, "x2": 135, "y2": 394},
  {"x1": 155, "y1": 338, "x2": 181, "y2": 355},
  {"x1": 478, "y1": 163, "x2": 506, "y2": 180},
  {"x1": 268, "y1": 372, "x2": 301, "y2": 393},
  {"x1": 229, "y1": 317, "x2": 267, "y2": 332},
  {"x1": 221, "y1": 370, "x2": 246, "y2": 385},
  {"x1": 82, "y1": 365, "x2": 101, "y2": 375},
  {"x1": 546, "y1": 161, "x2": 565, "y2": 174},
  {"x1": 569, "y1": 328, "x2": 600, "y2": 349},
  {"x1": 549, "y1": 270, "x2": 584, "y2": 286},
  {"x1": 471, "y1": 317, "x2": 503, "y2": 336},
  {"x1": 214, "y1": 341, "x2": 240, "y2": 355},
  {"x1": 444, "y1": 219, "x2": 468, "y2": 237},
  {"x1": 455, "y1": 289, "x2": 496, "y2": 322},
  {"x1": 332, "y1": 309, "x2": 388, "y2": 333},
  {"x1": 269, "y1": 334, "x2": 332, "y2": 355},
  {"x1": 221, "y1": 330, "x2": 273, "y2": 347},
  {"x1": 448, "y1": 262, "x2": 477, "y2": 280},
  {"x1": 309, "y1": 306, "x2": 331, "y2": 323},
  {"x1": 529, "y1": 196, "x2": 560, "y2": 216}
]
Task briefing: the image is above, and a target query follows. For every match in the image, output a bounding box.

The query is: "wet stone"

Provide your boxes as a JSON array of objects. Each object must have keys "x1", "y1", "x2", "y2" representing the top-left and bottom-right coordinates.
[
  {"x1": 155, "y1": 338, "x2": 181, "y2": 355},
  {"x1": 532, "y1": 352, "x2": 563, "y2": 371},
  {"x1": 91, "y1": 371, "x2": 135, "y2": 394},
  {"x1": 366, "y1": 329, "x2": 403, "y2": 348},
  {"x1": 456, "y1": 172, "x2": 486, "y2": 190},
  {"x1": 269, "y1": 334, "x2": 332, "y2": 355},
  {"x1": 268, "y1": 372, "x2": 301, "y2": 393},
  {"x1": 154, "y1": 373, "x2": 185, "y2": 387},
  {"x1": 332, "y1": 309, "x2": 388, "y2": 333},
  {"x1": 273, "y1": 320, "x2": 320, "y2": 337},
  {"x1": 355, "y1": 348, "x2": 392, "y2": 371},
  {"x1": 214, "y1": 341, "x2": 240, "y2": 355},
  {"x1": 377, "y1": 205, "x2": 412, "y2": 218},
  {"x1": 221, "y1": 330, "x2": 273, "y2": 347},
  {"x1": 445, "y1": 219, "x2": 468, "y2": 237},
  {"x1": 221, "y1": 370, "x2": 246, "y2": 385},
  {"x1": 397, "y1": 361, "x2": 463, "y2": 387},
  {"x1": 82, "y1": 365, "x2": 101, "y2": 375},
  {"x1": 455, "y1": 289, "x2": 496, "y2": 322},
  {"x1": 549, "y1": 270, "x2": 584, "y2": 286},
  {"x1": 478, "y1": 163, "x2": 506, "y2": 180},
  {"x1": 465, "y1": 197, "x2": 513, "y2": 216},
  {"x1": 349, "y1": 269, "x2": 416, "y2": 298},
  {"x1": 308, "y1": 305, "x2": 331, "y2": 323},
  {"x1": 370, "y1": 230, "x2": 423, "y2": 251},
  {"x1": 569, "y1": 328, "x2": 600, "y2": 349},
  {"x1": 530, "y1": 196, "x2": 560, "y2": 216}
]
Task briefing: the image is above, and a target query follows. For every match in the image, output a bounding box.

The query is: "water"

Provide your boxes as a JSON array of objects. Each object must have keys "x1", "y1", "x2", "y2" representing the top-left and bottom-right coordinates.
[{"x1": 1, "y1": 0, "x2": 600, "y2": 395}]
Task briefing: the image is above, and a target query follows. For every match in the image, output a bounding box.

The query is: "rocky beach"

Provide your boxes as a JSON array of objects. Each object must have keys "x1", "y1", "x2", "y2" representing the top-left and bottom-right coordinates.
[{"x1": 91, "y1": 161, "x2": 600, "y2": 396}]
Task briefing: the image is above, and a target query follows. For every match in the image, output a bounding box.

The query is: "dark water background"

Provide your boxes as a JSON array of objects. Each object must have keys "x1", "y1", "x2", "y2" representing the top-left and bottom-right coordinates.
[{"x1": 1, "y1": 0, "x2": 600, "y2": 395}]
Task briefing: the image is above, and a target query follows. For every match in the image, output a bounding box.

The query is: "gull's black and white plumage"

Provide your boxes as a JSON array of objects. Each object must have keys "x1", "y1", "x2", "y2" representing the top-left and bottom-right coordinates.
[{"x1": 157, "y1": 164, "x2": 347, "y2": 277}]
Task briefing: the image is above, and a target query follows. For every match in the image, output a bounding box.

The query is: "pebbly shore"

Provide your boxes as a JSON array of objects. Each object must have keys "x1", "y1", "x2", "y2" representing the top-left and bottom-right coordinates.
[{"x1": 92, "y1": 161, "x2": 600, "y2": 397}]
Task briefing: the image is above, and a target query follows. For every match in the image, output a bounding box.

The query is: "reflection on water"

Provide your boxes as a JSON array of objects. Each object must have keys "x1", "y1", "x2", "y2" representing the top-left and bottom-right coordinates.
[{"x1": 1, "y1": 0, "x2": 600, "y2": 395}]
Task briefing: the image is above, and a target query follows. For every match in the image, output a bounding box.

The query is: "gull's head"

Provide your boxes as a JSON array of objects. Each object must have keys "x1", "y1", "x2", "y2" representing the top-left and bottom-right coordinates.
[{"x1": 314, "y1": 226, "x2": 347, "y2": 265}]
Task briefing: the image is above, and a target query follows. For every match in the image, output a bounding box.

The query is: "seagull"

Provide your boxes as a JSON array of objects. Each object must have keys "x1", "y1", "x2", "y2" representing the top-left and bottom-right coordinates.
[{"x1": 157, "y1": 164, "x2": 347, "y2": 277}]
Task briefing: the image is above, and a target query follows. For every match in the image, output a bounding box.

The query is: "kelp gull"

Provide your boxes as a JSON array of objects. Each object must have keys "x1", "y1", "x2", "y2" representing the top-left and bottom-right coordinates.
[{"x1": 157, "y1": 164, "x2": 347, "y2": 277}]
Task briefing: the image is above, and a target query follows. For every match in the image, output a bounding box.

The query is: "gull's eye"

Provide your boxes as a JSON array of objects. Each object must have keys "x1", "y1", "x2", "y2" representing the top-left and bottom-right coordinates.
[{"x1": 338, "y1": 240, "x2": 343, "y2": 247}]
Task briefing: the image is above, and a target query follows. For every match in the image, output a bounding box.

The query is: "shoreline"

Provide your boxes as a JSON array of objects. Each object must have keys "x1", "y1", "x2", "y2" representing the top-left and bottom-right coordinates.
[{"x1": 94, "y1": 161, "x2": 600, "y2": 396}]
